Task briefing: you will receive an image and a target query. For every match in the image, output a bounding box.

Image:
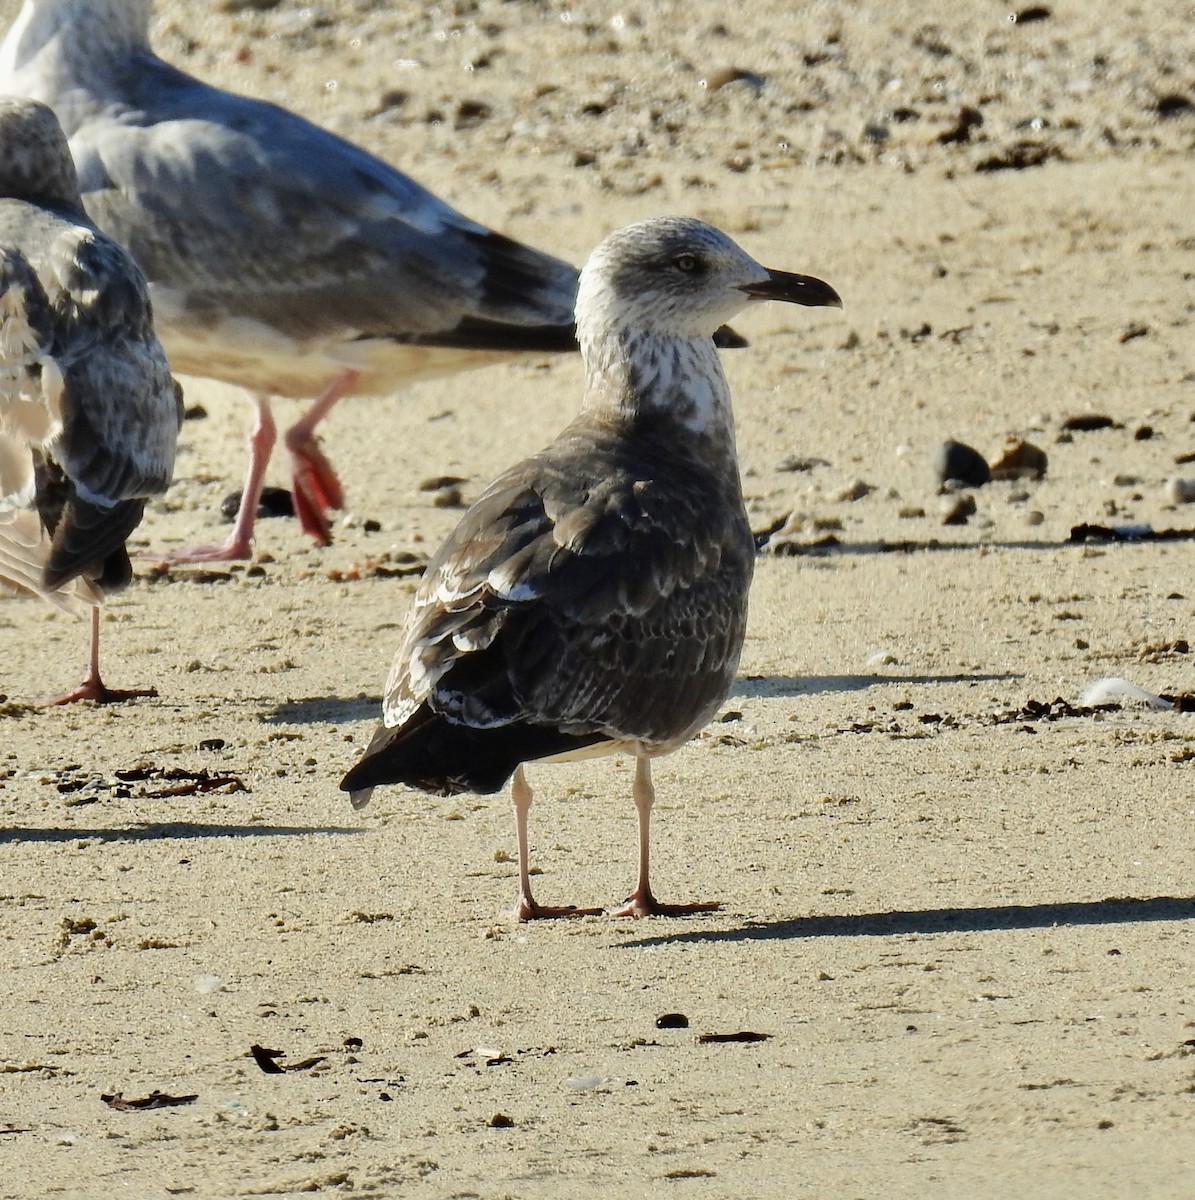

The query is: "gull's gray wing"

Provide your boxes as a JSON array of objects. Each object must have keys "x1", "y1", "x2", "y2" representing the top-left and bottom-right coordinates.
[{"x1": 68, "y1": 54, "x2": 579, "y2": 345}]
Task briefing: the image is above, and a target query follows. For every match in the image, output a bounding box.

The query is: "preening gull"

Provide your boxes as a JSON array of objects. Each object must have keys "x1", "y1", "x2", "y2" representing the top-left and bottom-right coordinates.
[
  {"x1": 0, "y1": 0, "x2": 581, "y2": 559},
  {"x1": 0, "y1": 97, "x2": 181, "y2": 703},
  {"x1": 341, "y1": 217, "x2": 842, "y2": 919}
]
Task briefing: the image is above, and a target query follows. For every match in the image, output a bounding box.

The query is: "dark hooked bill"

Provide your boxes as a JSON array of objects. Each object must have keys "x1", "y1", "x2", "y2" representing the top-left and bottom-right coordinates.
[{"x1": 738, "y1": 269, "x2": 842, "y2": 308}]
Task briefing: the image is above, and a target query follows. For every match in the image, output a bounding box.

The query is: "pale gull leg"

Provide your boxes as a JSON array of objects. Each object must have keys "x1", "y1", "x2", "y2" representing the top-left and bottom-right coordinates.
[
  {"x1": 165, "y1": 392, "x2": 277, "y2": 563},
  {"x1": 605, "y1": 757, "x2": 721, "y2": 918},
  {"x1": 284, "y1": 369, "x2": 360, "y2": 546},
  {"x1": 43, "y1": 607, "x2": 157, "y2": 706},
  {"x1": 509, "y1": 765, "x2": 601, "y2": 921}
]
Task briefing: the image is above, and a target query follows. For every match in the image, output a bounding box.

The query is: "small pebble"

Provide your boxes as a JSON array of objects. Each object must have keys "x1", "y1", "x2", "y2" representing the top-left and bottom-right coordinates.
[
  {"x1": 934, "y1": 439, "x2": 989, "y2": 488},
  {"x1": 419, "y1": 474, "x2": 468, "y2": 491},
  {"x1": 1166, "y1": 477, "x2": 1195, "y2": 504},
  {"x1": 432, "y1": 486, "x2": 464, "y2": 508},
  {"x1": 940, "y1": 493, "x2": 977, "y2": 525},
  {"x1": 836, "y1": 479, "x2": 874, "y2": 502},
  {"x1": 702, "y1": 66, "x2": 765, "y2": 92},
  {"x1": 656, "y1": 1012, "x2": 690, "y2": 1029},
  {"x1": 1060, "y1": 413, "x2": 1115, "y2": 432},
  {"x1": 565, "y1": 1074, "x2": 605, "y2": 1090},
  {"x1": 488, "y1": 1112, "x2": 515, "y2": 1128},
  {"x1": 1024, "y1": 510, "x2": 1045, "y2": 526},
  {"x1": 988, "y1": 437, "x2": 1048, "y2": 481},
  {"x1": 220, "y1": 485, "x2": 294, "y2": 521}
]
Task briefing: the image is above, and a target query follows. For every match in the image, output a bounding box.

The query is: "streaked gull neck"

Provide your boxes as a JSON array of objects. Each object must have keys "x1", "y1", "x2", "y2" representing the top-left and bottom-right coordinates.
[{"x1": 578, "y1": 325, "x2": 736, "y2": 447}]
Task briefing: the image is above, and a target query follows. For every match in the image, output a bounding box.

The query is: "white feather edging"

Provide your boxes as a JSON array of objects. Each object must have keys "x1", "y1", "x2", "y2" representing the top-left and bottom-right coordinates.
[{"x1": 1079, "y1": 677, "x2": 1172, "y2": 710}]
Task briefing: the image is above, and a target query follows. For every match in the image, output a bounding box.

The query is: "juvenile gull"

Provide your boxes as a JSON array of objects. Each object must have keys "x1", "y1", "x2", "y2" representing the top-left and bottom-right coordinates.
[
  {"x1": 0, "y1": 0, "x2": 581, "y2": 559},
  {"x1": 341, "y1": 217, "x2": 841, "y2": 919},
  {"x1": 0, "y1": 97, "x2": 181, "y2": 703}
]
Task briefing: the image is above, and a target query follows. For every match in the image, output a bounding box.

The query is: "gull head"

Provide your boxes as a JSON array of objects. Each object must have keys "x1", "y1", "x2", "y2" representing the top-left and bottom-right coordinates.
[
  {"x1": 575, "y1": 216, "x2": 841, "y2": 344},
  {"x1": 0, "y1": 96, "x2": 81, "y2": 209}
]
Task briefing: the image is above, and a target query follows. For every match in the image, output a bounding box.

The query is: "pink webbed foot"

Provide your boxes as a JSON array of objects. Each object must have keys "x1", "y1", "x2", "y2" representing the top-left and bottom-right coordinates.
[
  {"x1": 288, "y1": 436, "x2": 344, "y2": 546},
  {"x1": 605, "y1": 888, "x2": 722, "y2": 919},
  {"x1": 511, "y1": 894, "x2": 605, "y2": 922},
  {"x1": 150, "y1": 535, "x2": 255, "y2": 564},
  {"x1": 41, "y1": 678, "x2": 158, "y2": 706}
]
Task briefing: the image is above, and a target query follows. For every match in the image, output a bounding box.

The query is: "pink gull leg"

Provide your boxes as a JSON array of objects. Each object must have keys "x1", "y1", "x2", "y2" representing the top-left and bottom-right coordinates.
[
  {"x1": 605, "y1": 757, "x2": 721, "y2": 918},
  {"x1": 509, "y1": 765, "x2": 602, "y2": 921},
  {"x1": 166, "y1": 392, "x2": 277, "y2": 563},
  {"x1": 43, "y1": 606, "x2": 157, "y2": 705}
]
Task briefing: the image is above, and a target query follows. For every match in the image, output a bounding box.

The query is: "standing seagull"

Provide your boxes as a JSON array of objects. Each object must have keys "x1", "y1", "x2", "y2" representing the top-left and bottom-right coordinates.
[
  {"x1": 341, "y1": 217, "x2": 841, "y2": 919},
  {"x1": 0, "y1": 97, "x2": 181, "y2": 703},
  {"x1": 0, "y1": 0, "x2": 580, "y2": 559}
]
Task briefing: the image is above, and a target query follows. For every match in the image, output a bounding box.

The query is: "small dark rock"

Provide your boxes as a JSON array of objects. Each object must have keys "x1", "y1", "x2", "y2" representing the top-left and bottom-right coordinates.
[
  {"x1": 656, "y1": 1012, "x2": 690, "y2": 1029},
  {"x1": 776, "y1": 455, "x2": 829, "y2": 473},
  {"x1": 183, "y1": 404, "x2": 208, "y2": 421},
  {"x1": 1152, "y1": 93, "x2": 1195, "y2": 119},
  {"x1": 1134, "y1": 425, "x2": 1155, "y2": 441},
  {"x1": 221, "y1": 486, "x2": 295, "y2": 521},
  {"x1": 369, "y1": 89, "x2": 409, "y2": 117},
  {"x1": 934, "y1": 439, "x2": 990, "y2": 488},
  {"x1": 941, "y1": 493, "x2": 977, "y2": 525},
  {"x1": 1012, "y1": 5, "x2": 1051, "y2": 22},
  {"x1": 936, "y1": 105, "x2": 983, "y2": 145},
  {"x1": 1060, "y1": 414, "x2": 1116, "y2": 432},
  {"x1": 197, "y1": 738, "x2": 226, "y2": 752},
  {"x1": 419, "y1": 475, "x2": 468, "y2": 491},
  {"x1": 431, "y1": 486, "x2": 464, "y2": 509},
  {"x1": 488, "y1": 1112, "x2": 515, "y2": 1128},
  {"x1": 454, "y1": 100, "x2": 492, "y2": 129},
  {"x1": 975, "y1": 141, "x2": 1062, "y2": 172}
]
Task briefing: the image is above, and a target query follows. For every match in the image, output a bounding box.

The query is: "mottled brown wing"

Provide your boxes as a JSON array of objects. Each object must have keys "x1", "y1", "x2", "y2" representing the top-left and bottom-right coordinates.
[{"x1": 382, "y1": 418, "x2": 754, "y2": 748}]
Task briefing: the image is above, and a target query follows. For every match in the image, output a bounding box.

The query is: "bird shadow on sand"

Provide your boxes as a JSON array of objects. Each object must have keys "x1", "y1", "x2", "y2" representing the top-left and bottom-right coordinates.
[
  {"x1": 617, "y1": 894, "x2": 1195, "y2": 947},
  {"x1": 762, "y1": 532, "x2": 1189, "y2": 558},
  {"x1": 0, "y1": 822, "x2": 360, "y2": 845},
  {"x1": 732, "y1": 671, "x2": 1019, "y2": 700},
  {"x1": 262, "y1": 696, "x2": 381, "y2": 725}
]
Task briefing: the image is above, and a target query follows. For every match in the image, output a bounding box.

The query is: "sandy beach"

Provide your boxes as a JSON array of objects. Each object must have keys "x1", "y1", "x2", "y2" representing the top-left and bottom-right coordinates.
[{"x1": 1, "y1": 2, "x2": 1193, "y2": 1196}]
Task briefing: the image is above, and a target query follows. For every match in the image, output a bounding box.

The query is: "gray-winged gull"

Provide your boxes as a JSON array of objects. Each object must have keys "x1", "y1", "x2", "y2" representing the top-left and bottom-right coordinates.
[
  {"x1": 0, "y1": 0, "x2": 584, "y2": 559},
  {"x1": 0, "y1": 96, "x2": 182, "y2": 702},
  {"x1": 341, "y1": 217, "x2": 842, "y2": 919}
]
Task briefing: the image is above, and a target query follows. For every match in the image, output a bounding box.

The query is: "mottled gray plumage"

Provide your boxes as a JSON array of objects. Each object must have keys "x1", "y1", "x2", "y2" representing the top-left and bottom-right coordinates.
[
  {"x1": 0, "y1": 0, "x2": 581, "y2": 555},
  {"x1": 341, "y1": 217, "x2": 842, "y2": 919},
  {"x1": 0, "y1": 96, "x2": 181, "y2": 701}
]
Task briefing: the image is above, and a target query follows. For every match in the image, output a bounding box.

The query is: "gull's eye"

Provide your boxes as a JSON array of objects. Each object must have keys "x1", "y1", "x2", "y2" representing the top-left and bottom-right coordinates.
[{"x1": 674, "y1": 253, "x2": 699, "y2": 272}]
